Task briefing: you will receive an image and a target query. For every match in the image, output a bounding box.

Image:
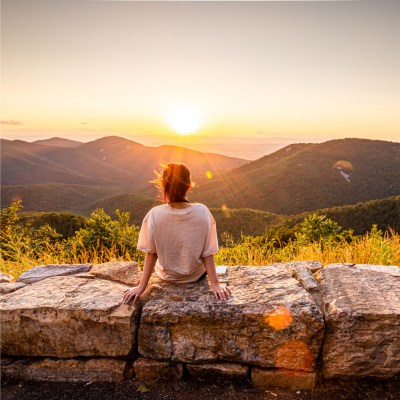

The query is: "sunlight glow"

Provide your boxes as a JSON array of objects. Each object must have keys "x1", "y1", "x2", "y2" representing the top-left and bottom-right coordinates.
[{"x1": 166, "y1": 106, "x2": 202, "y2": 135}]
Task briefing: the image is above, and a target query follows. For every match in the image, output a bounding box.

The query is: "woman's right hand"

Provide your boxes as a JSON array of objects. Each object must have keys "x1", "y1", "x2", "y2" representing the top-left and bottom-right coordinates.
[{"x1": 122, "y1": 285, "x2": 145, "y2": 304}]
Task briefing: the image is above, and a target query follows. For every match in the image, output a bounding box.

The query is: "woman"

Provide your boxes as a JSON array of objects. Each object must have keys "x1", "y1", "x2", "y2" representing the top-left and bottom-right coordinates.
[{"x1": 122, "y1": 162, "x2": 231, "y2": 304}]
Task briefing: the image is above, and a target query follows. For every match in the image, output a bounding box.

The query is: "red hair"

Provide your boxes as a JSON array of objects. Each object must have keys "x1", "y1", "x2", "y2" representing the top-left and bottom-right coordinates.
[{"x1": 153, "y1": 163, "x2": 192, "y2": 204}]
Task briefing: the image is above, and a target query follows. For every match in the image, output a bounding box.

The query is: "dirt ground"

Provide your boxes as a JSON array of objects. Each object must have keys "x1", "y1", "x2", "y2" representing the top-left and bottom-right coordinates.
[{"x1": 1, "y1": 376, "x2": 399, "y2": 400}]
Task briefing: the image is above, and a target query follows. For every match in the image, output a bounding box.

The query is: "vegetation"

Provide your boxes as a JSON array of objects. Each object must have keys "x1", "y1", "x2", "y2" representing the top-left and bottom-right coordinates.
[
  {"x1": 1, "y1": 201, "x2": 398, "y2": 279},
  {"x1": 0, "y1": 201, "x2": 144, "y2": 278}
]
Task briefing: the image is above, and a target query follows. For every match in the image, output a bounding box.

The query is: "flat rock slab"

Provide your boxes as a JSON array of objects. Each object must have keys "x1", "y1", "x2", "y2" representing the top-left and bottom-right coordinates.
[
  {"x1": 1, "y1": 357, "x2": 126, "y2": 383},
  {"x1": 0, "y1": 275, "x2": 139, "y2": 357},
  {"x1": 16, "y1": 264, "x2": 92, "y2": 284},
  {"x1": 90, "y1": 261, "x2": 142, "y2": 286},
  {"x1": 138, "y1": 265, "x2": 324, "y2": 371},
  {"x1": 316, "y1": 264, "x2": 400, "y2": 378},
  {"x1": 0, "y1": 282, "x2": 27, "y2": 294}
]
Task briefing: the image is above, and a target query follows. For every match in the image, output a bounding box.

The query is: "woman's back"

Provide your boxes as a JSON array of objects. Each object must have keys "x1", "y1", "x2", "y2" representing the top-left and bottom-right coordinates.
[{"x1": 138, "y1": 203, "x2": 218, "y2": 283}]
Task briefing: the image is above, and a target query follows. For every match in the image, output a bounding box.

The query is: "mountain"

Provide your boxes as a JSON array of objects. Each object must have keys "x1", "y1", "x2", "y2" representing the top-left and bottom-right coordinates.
[
  {"x1": 191, "y1": 139, "x2": 400, "y2": 214},
  {"x1": 1, "y1": 136, "x2": 248, "y2": 188},
  {"x1": 33, "y1": 137, "x2": 82, "y2": 148},
  {"x1": 0, "y1": 184, "x2": 124, "y2": 213}
]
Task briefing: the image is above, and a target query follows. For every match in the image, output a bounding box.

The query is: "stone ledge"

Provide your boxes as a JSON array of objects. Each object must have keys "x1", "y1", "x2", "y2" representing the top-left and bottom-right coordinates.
[{"x1": 138, "y1": 265, "x2": 324, "y2": 370}]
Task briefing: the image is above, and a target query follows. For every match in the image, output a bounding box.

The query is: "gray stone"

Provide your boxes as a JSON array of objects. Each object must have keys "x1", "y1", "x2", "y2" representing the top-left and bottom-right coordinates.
[
  {"x1": 17, "y1": 264, "x2": 92, "y2": 284},
  {"x1": 0, "y1": 275, "x2": 139, "y2": 357},
  {"x1": 0, "y1": 272, "x2": 14, "y2": 283},
  {"x1": 0, "y1": 282, "x2": 27, "y2": 294},
  {"x1": 90, "y1": 261, "x2": 142, "y2": 286},
  {"x1": 187, "y1": 362, "x2": 248, "y2": 379},
  {"x1": 1, "y1": 357, "x2": 126, "y2": 383},
  {"x1": 316, "y1": 264, "x2": 400, "y2": 378},
  {"x1": 325, "y1": 263, "x2": 400, "y2": 276},
  {"x1": 267, "y1": 262, "x2": 323, "y2": 309},
  {"x1": 268, "y1": 261, "x2": 323, "y2": 275},
  {"x1": 138, "y1": 265, "x2": 324, "y2": 371}
]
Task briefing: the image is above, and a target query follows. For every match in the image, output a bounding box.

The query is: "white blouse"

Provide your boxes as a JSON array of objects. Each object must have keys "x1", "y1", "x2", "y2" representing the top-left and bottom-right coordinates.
[{"x1": 137, "y1": 203, "x2": 218, "y2": 283}]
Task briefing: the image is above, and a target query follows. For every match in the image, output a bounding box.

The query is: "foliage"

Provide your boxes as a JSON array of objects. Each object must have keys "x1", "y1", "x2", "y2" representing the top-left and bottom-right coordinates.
[
  {"x1": 1, "y1": 201, "x2": 399, "y2": 280},
  {"x1": 0, "y1": 202, "x2": 144, "y2": 278}
]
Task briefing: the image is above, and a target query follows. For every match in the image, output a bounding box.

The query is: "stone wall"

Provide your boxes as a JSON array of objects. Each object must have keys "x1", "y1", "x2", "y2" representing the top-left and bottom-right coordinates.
[{"x1": 1, "y1": 261, "x2": 399, "y2": 389}]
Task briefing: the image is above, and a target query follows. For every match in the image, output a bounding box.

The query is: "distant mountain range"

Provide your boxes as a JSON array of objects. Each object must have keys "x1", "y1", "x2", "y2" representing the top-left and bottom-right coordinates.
[
  {"x1": 1, "y1": 136, "x2": 247, "y2": 188},
  {"x1": 191, "y1": 138, "x2": 400, "y2": 214},
  {"x1": 1, "y1": 136, "x2": 400, "y2": 216}
]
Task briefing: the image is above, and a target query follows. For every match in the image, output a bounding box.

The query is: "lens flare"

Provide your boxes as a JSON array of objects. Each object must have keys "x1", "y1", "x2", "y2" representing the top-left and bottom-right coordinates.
[
  {"x1": 275, "y1": 340, "x2": 315, "y2": 371},
  {"x1": 264, "y1": 307, "x2": 293, "y2": 330}
]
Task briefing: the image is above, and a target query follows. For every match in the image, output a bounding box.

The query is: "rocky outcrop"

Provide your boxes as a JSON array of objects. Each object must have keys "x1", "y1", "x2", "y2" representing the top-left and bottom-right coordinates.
[
  {"x1": 316, "y1": 263, "x2": 400, "y2": 378},
  {"x1": 1, "y1": 261, "x2": 399, "y2": 388},
  {"x1": 0, "y1": 275, "x2": 140, "y2": 357},
  {"x1": 138, "y1": 265, "x2": 324, "y2": 371}
]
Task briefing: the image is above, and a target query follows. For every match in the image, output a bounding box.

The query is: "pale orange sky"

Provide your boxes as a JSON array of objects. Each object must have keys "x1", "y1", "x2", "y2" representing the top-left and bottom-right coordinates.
[{"x1": 1, "y1": 0, "x2": 399, "y2": 144}]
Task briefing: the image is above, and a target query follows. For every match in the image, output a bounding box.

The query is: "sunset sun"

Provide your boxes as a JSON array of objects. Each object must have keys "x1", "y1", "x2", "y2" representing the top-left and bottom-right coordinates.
[{"x1": 166, "y1": 107, "x2": 202, "y2": 135}]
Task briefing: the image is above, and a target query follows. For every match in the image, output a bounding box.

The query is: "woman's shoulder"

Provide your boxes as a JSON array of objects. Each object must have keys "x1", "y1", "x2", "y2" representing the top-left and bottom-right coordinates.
[{"x1": 190, "y1": 202, "x2": 209, "y2": 210}]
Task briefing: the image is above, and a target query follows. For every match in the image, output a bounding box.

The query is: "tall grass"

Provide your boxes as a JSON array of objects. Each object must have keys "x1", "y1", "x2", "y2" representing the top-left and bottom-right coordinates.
[
  {"x1": 215, "y1": 228, "x2": 400, "y2": 267},
  {"x1": 1, "y1": 202, "x2": 399, "y2": 279},
  {"x1": 2, "y1": 229, "x2": 399, "y2": 280}
]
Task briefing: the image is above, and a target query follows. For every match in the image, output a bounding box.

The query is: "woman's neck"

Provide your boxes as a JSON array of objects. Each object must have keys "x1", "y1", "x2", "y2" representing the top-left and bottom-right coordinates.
[{"x1": 168, "y1": 198, "x2": 190, "y2": 208}]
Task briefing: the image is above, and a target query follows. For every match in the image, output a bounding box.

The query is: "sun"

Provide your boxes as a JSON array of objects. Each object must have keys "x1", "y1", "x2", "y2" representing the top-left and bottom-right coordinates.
[{"x1": 166, "y1": 106, "x2": 202, "y2": 135}]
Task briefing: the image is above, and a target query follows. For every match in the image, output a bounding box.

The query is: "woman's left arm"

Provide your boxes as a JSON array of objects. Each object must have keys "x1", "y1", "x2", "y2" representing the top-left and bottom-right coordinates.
[{"x1": 202, "y1": 254, "x2": 231, "y2": 301}]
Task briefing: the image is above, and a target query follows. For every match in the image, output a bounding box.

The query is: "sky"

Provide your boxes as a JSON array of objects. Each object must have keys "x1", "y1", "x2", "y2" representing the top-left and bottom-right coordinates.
[{"x1": 1, "y1": 0, "x2": 399, "y2": 151}]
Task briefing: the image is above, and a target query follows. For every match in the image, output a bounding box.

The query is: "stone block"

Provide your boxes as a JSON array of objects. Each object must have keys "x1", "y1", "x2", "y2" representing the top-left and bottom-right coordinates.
[
  {"x1": 16, "y1": 264, "x2": 92, "y2": 284},
  {"x1": 187, "y1": 362, "x2": 248, "y2": 379},
  {"x1": 252, "y1": 367, "x2": 317, "y2": 390},
  {"x1": 138, "y1": 266, "x2": 324, "y2": 370},
  {"x1": 1, "y1": 357, "x2": 126, "y2": 382},
  {"x1": 90, "y1": 261, "x2": 142, "y2": 286},
  {"x1": 316, "y1": 264, "x2": 400, "y2": 378},
  {"x1": 133, "y1": 357, "x2": 183, "y2": 381},
  {"x1": 0, "y1": 275, "x2": 139, "y2": 357}
]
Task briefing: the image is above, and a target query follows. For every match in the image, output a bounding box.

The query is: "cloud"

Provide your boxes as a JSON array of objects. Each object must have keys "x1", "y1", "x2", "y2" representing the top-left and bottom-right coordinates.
[{"x1": 1, "y1": 120, "x2": 23, "y2": 126}]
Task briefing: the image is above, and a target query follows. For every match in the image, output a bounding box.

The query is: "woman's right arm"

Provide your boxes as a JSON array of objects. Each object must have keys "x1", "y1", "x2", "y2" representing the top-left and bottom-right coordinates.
[{"x1": 122, "y1": 252, "x2": 158, "y2": 304}]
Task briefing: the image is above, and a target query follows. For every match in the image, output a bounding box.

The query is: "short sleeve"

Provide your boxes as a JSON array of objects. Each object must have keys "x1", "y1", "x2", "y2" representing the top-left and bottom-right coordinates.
[
  {"x1": 201, "y1": 208, "x2": 219, "y2": 257},
  {"x1": 137, "y1": 210, "x2": 157, "y2": 253}
]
